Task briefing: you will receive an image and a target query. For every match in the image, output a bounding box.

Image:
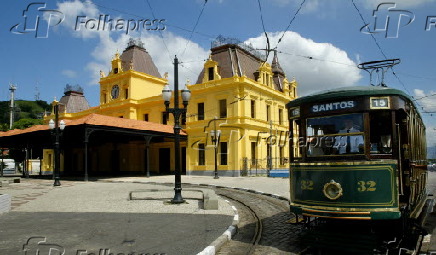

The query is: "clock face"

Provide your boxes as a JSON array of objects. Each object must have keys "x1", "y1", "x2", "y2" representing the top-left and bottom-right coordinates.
[{"x1": 111, "y1": 85, "x2": 119, "y2": 99}]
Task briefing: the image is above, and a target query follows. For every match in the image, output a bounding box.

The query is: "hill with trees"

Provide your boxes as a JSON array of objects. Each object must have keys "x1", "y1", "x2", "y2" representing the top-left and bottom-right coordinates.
[{"x1": 0, "y1": 100, "x2": 50, "y2": 131}]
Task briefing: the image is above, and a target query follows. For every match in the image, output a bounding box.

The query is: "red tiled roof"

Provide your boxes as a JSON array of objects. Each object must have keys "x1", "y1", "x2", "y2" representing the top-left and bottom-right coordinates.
[
  {"x1": 0, "y1": 125, "x2": 48, "y2": 137},
  {"x1": 0, "y1": 114, "x2": 184, "y2": 137},
  {"x1": 67, "y1": 113, "x2": 183, "y2": 134}
]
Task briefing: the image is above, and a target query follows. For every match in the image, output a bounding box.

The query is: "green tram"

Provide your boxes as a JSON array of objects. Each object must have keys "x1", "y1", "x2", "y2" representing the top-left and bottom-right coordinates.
[{"x1": 286, "y1": 86, "x2": 427, "y2": 221}]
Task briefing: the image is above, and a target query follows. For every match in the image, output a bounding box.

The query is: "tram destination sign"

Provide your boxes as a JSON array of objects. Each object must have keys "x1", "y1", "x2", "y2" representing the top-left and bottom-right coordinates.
[{"x1": 311, "y1": 101, "x2": 356, "y2": 113}]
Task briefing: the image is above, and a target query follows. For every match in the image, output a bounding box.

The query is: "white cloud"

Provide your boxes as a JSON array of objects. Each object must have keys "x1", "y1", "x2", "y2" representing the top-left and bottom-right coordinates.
[
  {"x1": 52, "y1": 1, "x2": 208, "y2": 89},
  {"x1": 413, "y1": 89, "x2": 436, "y2": 146},
  {"x1": 85, "y1": 31, "x2": 208, "y2": 88},
  {"x1": 55, "y1": 0, "x2": 100, "y2": 39},
  {"x1": 54, "y1": 1, "x2": 361, "y2": 101},
  {"x1": 300, "y1": 0, "x2": 320, "y2": 14},
  {"x1": 414, "y1": 89, "x2": 436, "y2": 112},
  {"x1": 427, "y1": 124, "x2": 436, "y2": 147},
  {"x1": 245, "y1": 31, "x2": 362, "y2": 96},
  {"x1": 61, "y1": 69, "x2": 78, "y2": 78},
  {"x1": 138, "y1": 32, "x2": 208, "y2": 88}
]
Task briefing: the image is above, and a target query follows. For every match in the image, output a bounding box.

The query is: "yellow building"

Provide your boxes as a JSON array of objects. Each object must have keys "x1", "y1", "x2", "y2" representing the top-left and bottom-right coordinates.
[
  {"x1": 44, "y1": 38, "x2": 187, "y2": 176},
  {"x1": 185, "y1": 41, "x2": 297, "y2": 177},
  {"x1": 42, "y1": 38, "x2": 296, "y2": 177}
]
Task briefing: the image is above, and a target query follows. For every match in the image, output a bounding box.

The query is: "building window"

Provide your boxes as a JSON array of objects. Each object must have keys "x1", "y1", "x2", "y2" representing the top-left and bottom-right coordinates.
[
  {"x1": 280, "y1": 147, "x2": 284, "y2": 165},
  {"x1": 198, "y1": 103, "x2": 204, "y2": 120},
  {"x1": 266, "y1": 104, "x2": 271, "y2": 121},
  {"x1": 119, "y1": 116, "x2": 123, "y2": 118},
  {"x1": 182, "y1": 112, "x2": 186, "y2": 125},
  {"x1": 251, "y1": 100, "x2": 256, "y2": 118},
  {"x1": 162, "y1": 112, "x2": 168, "y2": 125},
  {"x1": 251, "y1": 142, "x2": 256, "y2": 165},
  {"x1": 198, "y1": 143, "x2": 205, "y2": 165},
  {"x1": 125, "y1": 88, "x2": 129, "y2": 99},
  {"x1": 219, "y1": 99, "x2": 227, "y2": 118},
  {"x1": 143, "y1": 114, "x2": 149, "y2": 121},
  {"x1": 220, "y1": 142, "x2": 228, "y2": 165},
  {"x1": 208, "y1": 67, "x2": 214, "y2": 81},
  {"x1": 278, "y1": 108, "x2": 283, "y2": 125}
]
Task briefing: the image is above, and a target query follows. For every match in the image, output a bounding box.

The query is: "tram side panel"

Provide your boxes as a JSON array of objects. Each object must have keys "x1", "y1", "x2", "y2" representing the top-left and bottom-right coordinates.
[{"x1": 290, "y1": 163, "x2": 400, "y2": 220}]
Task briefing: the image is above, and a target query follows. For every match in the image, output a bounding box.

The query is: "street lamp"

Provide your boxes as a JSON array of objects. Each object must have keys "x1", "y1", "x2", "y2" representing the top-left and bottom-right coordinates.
[
  {"x1": 162, "y1": 56, "x2": 191, "y2": 204},
  {"x1": 210, "y1": 126, "x2": 221, "y2": 179},
  {"x1": 49, "y1": 104, "x2": 66, "y2": 187}
]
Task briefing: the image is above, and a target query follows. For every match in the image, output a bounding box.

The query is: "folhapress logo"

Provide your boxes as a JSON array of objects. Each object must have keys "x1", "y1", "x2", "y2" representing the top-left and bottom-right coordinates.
[
  {"x1": 10, "y1": 2, "x2": 65, "y2": 38},
  {"x1": 360, "y1": 3, "x2": 415, "y2": 38},
  {"x1": 23, "y1": 237, "x2": 65, "y2": 255}
]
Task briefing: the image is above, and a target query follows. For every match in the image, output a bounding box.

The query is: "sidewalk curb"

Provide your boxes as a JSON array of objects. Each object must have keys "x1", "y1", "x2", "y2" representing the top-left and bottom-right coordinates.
[{"x1": 192, "y1": 183, "x2": 290, "y2": 255}]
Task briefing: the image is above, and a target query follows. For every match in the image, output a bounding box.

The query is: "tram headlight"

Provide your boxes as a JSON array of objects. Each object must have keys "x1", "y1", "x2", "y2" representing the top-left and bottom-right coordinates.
[{"x1": 323, "y1": 180, "x2": 343, "y2": 200}]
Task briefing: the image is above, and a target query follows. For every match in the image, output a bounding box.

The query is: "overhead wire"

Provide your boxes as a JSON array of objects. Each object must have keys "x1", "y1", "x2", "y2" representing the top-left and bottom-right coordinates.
[
  {"x1": 144, "y1": 0, "x2": 172, "y2": 62},
  {"x1": 274, "y1": 0, "x2": 306, "y2": 50},
  {"x1": 256, "y1": 0, "x2": 271, "y2": 61},
  {"x1": 351, "y1": 0, "x2": 388, "y2": 59},
  {"x1": 350, "y1": 0, "x2": 428, "y2": 112},
  {"x1": 180, "y1": 0, "x2": 209, "y2": 59},
  {"x1": 83, "y1": 0, "x2": 216, "y2": 41},
  {"x1": 278, "y1": 51, "x2": 359, "y2": 68},
  {"x1": 413, "y1": 93, "x2": 436, "y2": 101}
]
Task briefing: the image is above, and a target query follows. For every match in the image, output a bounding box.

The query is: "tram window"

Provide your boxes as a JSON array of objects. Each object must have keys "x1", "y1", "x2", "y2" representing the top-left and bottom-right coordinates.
[
  {"x1": 370, "y1": 111, "x2": 392, "y2": 154},
  {"x1": 291, "y1": 119, "x2": 302, "y2": 160},
  {"x1": 306, "y1": 113, "x2": 364, "y2": 156}
]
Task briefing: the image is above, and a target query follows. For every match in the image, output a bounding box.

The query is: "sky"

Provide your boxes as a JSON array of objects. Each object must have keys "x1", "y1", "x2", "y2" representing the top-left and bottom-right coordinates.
[{"x1": 1, "y1": 0, "x2": 436, "y2": 147}]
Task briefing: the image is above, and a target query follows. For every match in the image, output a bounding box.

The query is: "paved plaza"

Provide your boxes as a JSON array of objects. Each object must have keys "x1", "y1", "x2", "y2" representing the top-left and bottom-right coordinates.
[{"x1": 1, "y1": 173, "x2": 436, "y2": 254}]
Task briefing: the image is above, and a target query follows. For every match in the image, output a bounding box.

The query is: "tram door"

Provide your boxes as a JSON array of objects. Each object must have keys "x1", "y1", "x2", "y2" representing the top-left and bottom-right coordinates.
[{"x1": 397, "y1": 111, "x2": 411, "y2": 205}]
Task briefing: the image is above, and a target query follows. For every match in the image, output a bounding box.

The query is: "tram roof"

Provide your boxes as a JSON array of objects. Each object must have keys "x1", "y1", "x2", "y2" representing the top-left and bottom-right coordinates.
[{"x1": 286, "y1": 86, "x2": 413, "y2": 108}]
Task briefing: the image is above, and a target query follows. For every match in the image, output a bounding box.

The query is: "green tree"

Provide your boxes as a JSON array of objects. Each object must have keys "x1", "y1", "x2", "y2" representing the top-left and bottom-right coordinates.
[
  {"x1": 12, "y1": 118, "x2": 43, "y2": 130},
  {"x1": 0, "y1": 123, "x2": 8, "y2": 131}
]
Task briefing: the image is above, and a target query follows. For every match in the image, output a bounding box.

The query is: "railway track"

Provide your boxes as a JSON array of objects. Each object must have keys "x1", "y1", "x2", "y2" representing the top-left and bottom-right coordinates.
[
  {"x1": 203, "y1": 186, "x2": 430, "y2": 255},
  {"x1": 214, "y1": 187, "x2": 304, "y2": 255}
]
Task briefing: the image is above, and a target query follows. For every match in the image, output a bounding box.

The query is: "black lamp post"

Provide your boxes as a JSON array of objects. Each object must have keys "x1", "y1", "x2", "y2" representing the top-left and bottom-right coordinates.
[
  {"x1": 162, "y1": 56, "x2": 191, "y2": 204},
  {"x1": 210, "y1": 123, "x2": 221, "y2": 179},
  {"x1": 49, "y1": 104, "x2": 65, "y2": 187}
]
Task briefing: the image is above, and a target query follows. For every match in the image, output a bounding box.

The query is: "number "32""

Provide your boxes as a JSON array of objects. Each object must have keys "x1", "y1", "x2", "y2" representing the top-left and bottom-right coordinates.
[{"x1": 357, "y1": 181, "x2": 376, "y2": 192}]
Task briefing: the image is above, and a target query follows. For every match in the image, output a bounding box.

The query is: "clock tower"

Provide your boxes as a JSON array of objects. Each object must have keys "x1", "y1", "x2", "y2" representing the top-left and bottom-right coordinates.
[{"x1": 99, "y1": 38, "x2": 168, "y2": 106}]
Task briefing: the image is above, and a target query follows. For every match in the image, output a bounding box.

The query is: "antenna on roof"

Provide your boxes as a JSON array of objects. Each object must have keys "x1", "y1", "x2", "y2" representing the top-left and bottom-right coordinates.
[
  {"x1": 9, "y1": 83, "x2": 17, "y2": 129},
  {"x1": 35, "y1": 81, "x2": 40, "y2": 101},
  {"x1": 358, "y1": 59, "x2": 400, "y2": 87}
]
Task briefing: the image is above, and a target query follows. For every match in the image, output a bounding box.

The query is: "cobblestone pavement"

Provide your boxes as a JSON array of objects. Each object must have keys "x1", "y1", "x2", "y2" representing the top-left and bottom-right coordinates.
[
  {"x1": 214, "y1": 188, "x2": 304, "y2": 255},
  {"x1": 1, "y1": 179, "x2": 77, "y2": 210}
]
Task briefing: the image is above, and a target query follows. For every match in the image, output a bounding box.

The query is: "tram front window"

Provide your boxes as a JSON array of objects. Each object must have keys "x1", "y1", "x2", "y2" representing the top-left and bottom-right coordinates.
[
  {"x1": 369, "y1": 111, "x2": 393, "y2": 155},
  {"x1": 306, "y1": 113, "x2": 365, "y2": 156}
]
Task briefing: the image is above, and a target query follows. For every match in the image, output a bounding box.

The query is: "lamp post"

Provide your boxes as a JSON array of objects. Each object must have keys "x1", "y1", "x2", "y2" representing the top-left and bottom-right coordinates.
[
  {"x1": 210, "y1": 120, "x2": 221, "y2": 179},
  {"x1": 162, "y1": 56, "x2": 191, "y2": 204},
  {"x1": 49, "y1": 103, "x2": 66, "y2": 187},
  {"x1": 0, "y1": 148, "x2": 3, "y2": 177}
]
